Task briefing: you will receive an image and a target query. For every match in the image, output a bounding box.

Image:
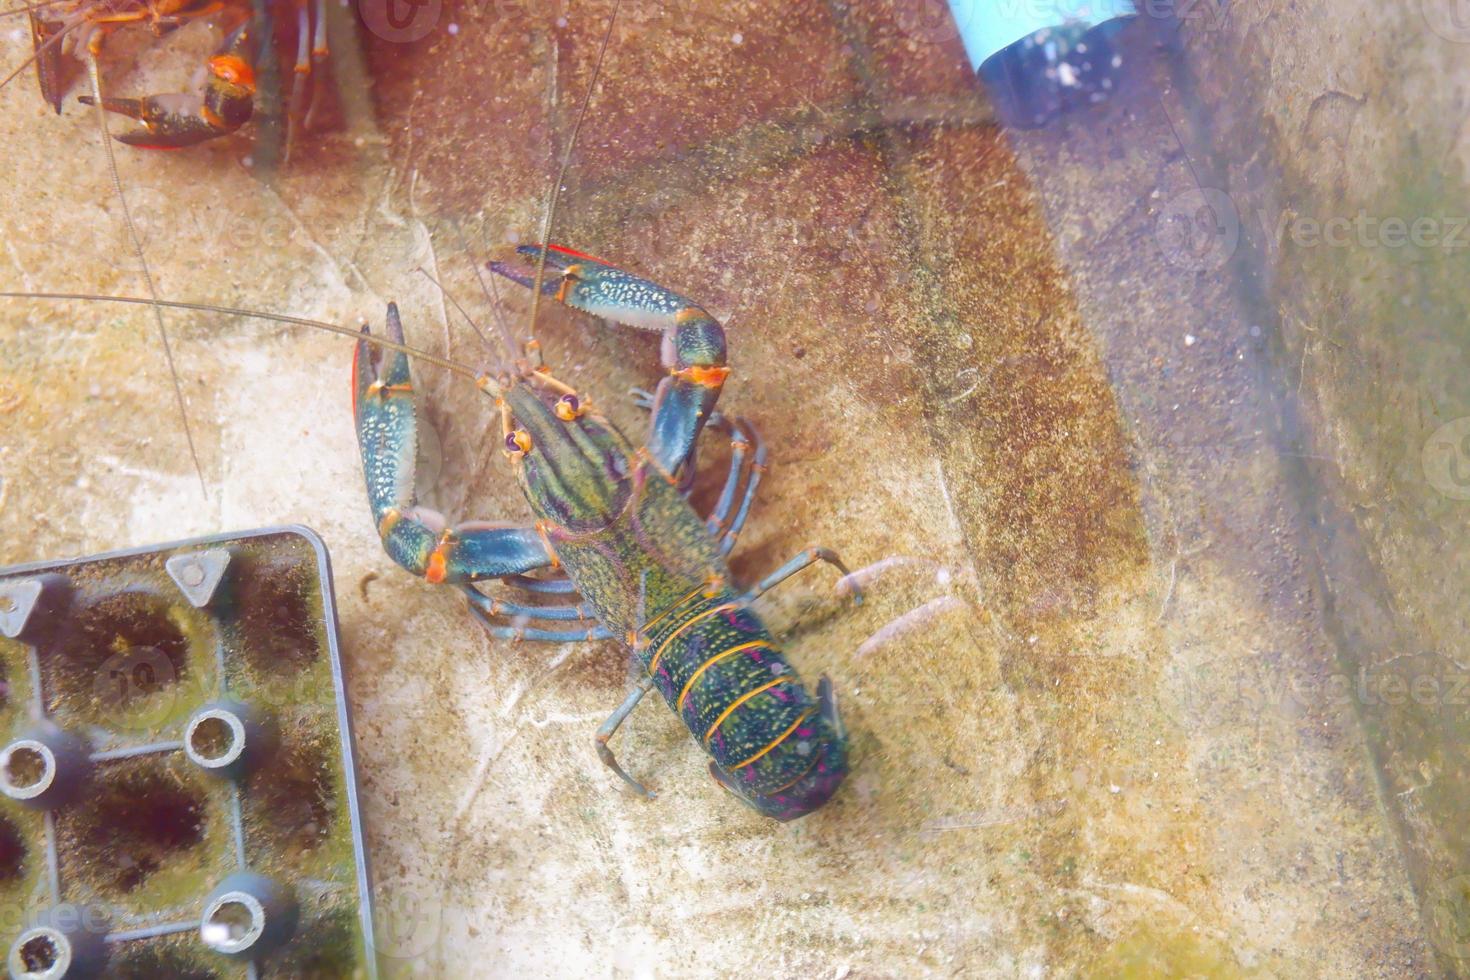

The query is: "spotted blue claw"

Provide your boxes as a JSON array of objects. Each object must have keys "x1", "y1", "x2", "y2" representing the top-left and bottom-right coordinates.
[
  {"x1": 490, "y1": 244, "x2": 729, "y2": 476},
  {"x1": 353, "y1": 304, "x2": 556, "y2": 585}
]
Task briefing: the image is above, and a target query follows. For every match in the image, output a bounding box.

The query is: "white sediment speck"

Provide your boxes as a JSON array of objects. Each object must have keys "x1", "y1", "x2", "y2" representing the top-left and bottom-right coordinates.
[
  {"x1": 732, "y1": 32, "x2": 744, "y2": 44},
  {"x1": 448, "y1": 22, "x2": 459, "y2": 35},
  {"x1": 1184, "y1": 333, "x2": 1197, "y2": 346}
]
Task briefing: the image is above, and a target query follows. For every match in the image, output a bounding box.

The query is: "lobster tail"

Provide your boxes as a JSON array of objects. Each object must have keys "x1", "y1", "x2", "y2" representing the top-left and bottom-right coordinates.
[
  {"x1": 709, "y1": 678, "x2": 849, "y2": 821},
  {"x1": 641, "y1": 591, "x2": 849, "y2": 820}
]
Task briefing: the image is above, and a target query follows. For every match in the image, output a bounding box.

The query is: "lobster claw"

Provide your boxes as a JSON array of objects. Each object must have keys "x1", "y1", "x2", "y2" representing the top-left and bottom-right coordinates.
[
  {"x1": 353, "y1": 304, "x2": 419, "y2": 527},
  {"x1": 77, "y1": 24, "x2": 255, "y2": 149},
  {"x1": 77, "y1": 94, "x2": 203, "y2": 148},
  {"x1": 490, "y1": 245, "x2": 693, "y2": 333},
  {"x1": 485, "y1": 257, "x2": 564, "y2": 296},
  {"x1": 29, "y1": 11, "x2": 79, "y2": 114}
]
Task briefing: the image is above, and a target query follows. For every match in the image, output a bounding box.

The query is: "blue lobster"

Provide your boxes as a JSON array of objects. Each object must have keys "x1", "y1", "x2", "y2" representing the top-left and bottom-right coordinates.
[{"x1": 352, "y1": 244, "x2": 861, "y2": 820}]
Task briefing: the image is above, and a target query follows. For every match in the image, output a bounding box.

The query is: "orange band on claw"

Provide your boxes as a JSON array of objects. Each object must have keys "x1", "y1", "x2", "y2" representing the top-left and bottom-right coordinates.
[{"x1": 672, "y1": 365, "x2": 730, "y2": 387}]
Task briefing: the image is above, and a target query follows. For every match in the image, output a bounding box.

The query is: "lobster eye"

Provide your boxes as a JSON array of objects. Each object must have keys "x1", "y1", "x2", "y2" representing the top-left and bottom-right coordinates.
[
  {"x1": 554, "y1": 393, "x2": 582, "y2": 421},
  {"x1": 505, "y1": 429, "x2": 533, "y2": 456}
]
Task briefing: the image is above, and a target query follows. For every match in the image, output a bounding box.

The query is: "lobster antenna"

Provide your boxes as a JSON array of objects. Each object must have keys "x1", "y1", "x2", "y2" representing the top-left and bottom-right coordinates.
[
  {"x1": 0, "y1": 0, "x2": 69, "y2": 23},
  {"x1": 0, "y1": 292, "x2": 488, "y2": 383},
  {"x1": 414, "y1": 265, "x2": 502, "y2": 358},
  {"x1": 446, "y1": 217, "x2": 520, "y2": 366},
  {"x1": 527, "y1": 0, "x2": 621, "y2": 338},
  {"x1": 87, "y1": 54, "x2": 208, "y2": 498}
]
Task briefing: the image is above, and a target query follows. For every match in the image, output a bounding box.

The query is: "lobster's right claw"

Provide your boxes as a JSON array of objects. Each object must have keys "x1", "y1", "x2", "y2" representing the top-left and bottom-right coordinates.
[
  {"x1": 78, "y1": 87, "x2": 252, "y2": 149},
  {"x1": 354, "y1": 305, "x2": 557, "y2": 585},
  {"x1": 490, "y1": 245, "x2": 690, "y2": 330},
  {"x1": 490, "y1": 244, "x2": 729, "y2": 477},
  {"x1": 77, "y1": 26, "x2": 256, "y2": 149}
]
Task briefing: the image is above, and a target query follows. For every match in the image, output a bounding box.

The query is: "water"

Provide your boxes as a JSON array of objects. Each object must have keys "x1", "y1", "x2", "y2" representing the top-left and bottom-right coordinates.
[{"x1": 0, "y1": 1, "x2": 1467, "y2": 976}]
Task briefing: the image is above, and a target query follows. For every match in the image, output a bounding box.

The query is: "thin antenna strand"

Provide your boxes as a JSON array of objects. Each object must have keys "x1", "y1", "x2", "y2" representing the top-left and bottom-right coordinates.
[
  {"x1": 415, "y1": 266, "x2": 491, "y2": 350},
  {"x1": 527, "y1": 1, "x2": 622, "y2": 336},
  {"x1": 1, "y1": 292, "x2": 484, "y2": 382},
  {"x1": 446, "y1": 218, "x2": 519, "y2": 364},
  {"x1": 88, "y1": 55, "x2": 209, "y2": 499}
]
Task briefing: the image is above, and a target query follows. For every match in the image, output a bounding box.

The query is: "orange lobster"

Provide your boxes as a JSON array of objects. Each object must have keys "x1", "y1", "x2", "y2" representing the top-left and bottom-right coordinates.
[{"x1": 20, "y1": 0, "x2": 329, "y2": 149}]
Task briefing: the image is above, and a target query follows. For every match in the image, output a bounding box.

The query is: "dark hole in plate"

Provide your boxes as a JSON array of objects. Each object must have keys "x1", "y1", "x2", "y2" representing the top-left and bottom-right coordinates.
[{"x1": 69, "y1": 767, "x2": 206, "y2": 893}]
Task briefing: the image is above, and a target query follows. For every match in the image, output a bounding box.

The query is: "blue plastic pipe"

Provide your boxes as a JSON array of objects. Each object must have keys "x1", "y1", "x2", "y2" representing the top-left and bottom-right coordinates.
[{"x1": 946, "y1": 0, "x2": 1137, "y2": 70}]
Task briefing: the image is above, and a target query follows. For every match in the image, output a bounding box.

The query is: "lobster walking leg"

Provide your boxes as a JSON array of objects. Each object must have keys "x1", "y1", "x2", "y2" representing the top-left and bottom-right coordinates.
[
  {"x1": 629, "y1": 388, "x2": 765, "y2": 551},
  {"x1": 461, "y1": 586, "x2": 615, "y2": 640},
  {"x1": 595, "y1": 676, "x2": 658, "y2": 799},
  {"x1": 465, "y1": 601, "x2": 614, "y2": 643},
  {"x1": 284, "y1": 0, "x2": 329, "y2": 158},
  {"x1": 462, "y1": 588, "x2": 596, "y2": 622},
  {"x1": 491, "y1": 246, "x2": 728, "y2": 475},
  {"x1": 503, "y1": 574, "x2": 579, "y2": 595},
  {"x1": 711, "y1": 419, "x2": 767, "y2": 556},
  {"x1": 355, "y1": 304, "x2": 557, "y2": 584},
  {"x1": 746, "y1": 548, "x2": 863, "y2": 605}
]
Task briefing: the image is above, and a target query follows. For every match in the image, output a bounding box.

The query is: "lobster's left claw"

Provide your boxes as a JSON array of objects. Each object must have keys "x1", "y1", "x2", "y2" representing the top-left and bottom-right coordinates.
[
  {"x1": 485, "y1": 259, "x2": 561, "y2": 296},
  {"x1": 490, "y1": 244, "x2": 729, "y2": 476},
  {"x1": 354, "y1": 304, "x2": 561, "y2": 585}
]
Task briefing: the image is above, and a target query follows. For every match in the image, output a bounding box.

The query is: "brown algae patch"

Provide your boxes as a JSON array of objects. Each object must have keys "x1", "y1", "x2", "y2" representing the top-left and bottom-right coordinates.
[
  {"x1": 46, "y1": 588, "x2": 202, "y2": 731},
  {"x1": 245, "y1": 721, "x2": 336, "y2": 861},
  {"x1": 235, "y1": 554, "x2": 323, "y2": 674},
  {"x1": 58, "y1": 758, "x2": 212, "y2": 897}
]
